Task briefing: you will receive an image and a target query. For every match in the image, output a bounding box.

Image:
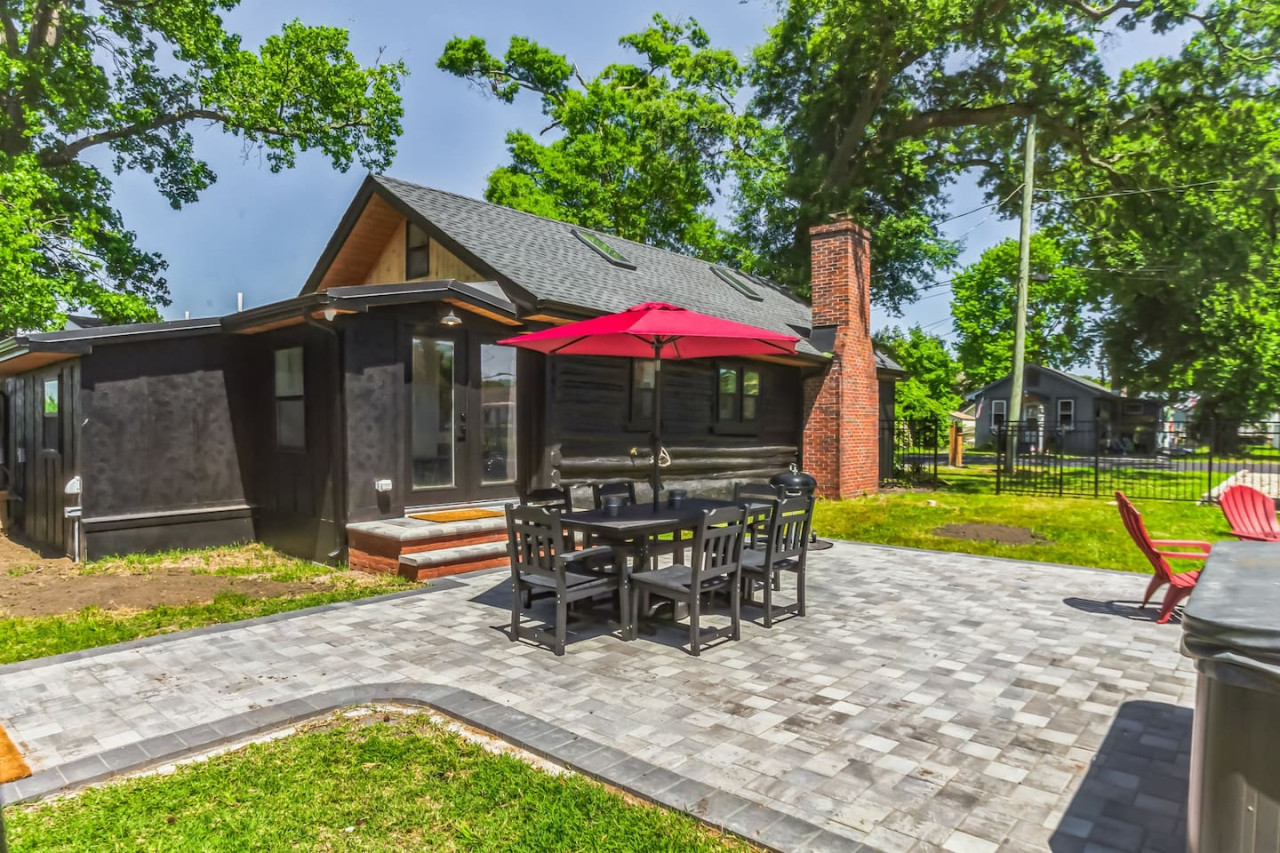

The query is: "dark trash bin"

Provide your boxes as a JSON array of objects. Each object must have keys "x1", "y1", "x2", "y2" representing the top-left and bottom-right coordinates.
[{"x1": 1181, "y1": 541, "x2": 1280, "y2": 853}]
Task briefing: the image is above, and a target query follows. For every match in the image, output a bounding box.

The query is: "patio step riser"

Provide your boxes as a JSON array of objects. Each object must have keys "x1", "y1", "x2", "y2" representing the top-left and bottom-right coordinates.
[
  {"x1": 398, "y1": 555, "x2": 510, "y2": 581},
  {"x1": 348, "y1": 529, "x2": 507, "y2": 576}
]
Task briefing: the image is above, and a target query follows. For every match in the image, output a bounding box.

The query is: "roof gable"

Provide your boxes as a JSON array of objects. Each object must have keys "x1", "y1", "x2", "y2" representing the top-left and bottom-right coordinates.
[{"x1": 363, "y1": 175, "x2": 818, "y2": 353}]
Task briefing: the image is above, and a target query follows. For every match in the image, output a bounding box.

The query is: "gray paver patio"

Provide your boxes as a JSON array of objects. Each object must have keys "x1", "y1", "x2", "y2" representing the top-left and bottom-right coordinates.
[{"x1": 0, "y1": 542, "x2": 1195, "y2": 851}]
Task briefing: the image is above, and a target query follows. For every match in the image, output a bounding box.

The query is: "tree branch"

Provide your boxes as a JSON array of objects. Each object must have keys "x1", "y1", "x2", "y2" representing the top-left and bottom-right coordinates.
[
  {"x1": 0, "y1": 3, "x2": 21, "y2": 59},
  {"x1": 39, "y1": 108, "x2": 369, "y2": 167},
  {"x1": 1061, "y1": 0, "x2": 1144, "y2": 22},
  {"x1": 26, "y1": 0, "x2": 59, "y2": 57}
]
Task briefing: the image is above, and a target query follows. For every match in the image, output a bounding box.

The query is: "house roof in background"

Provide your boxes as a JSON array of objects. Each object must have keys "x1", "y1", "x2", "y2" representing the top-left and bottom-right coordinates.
[
  {"x1": 367, "y1": 175, "x2": 827, "y2": 357},
  {"x1": 966, "y1": 363, "x2": 1147, "y2": 401}
]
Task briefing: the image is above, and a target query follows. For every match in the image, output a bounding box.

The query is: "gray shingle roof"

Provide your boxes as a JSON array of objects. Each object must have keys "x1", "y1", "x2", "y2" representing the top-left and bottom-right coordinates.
[{"x1": 373, "y1": 175, "x2": 825, "y2": 356}]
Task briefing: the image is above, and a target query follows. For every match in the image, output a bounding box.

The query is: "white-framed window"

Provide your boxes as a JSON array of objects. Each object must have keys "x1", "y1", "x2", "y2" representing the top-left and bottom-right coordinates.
[
  {"x1": 991, "y1": 399, "x2": 1007, "y2": 429},
  {"x1": 1058, "y1": 399, "x2": 1075, "y2": 430}
]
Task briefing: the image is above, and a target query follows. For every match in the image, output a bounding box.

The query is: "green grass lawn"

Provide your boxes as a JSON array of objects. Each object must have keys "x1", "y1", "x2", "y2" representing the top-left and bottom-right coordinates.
[
  {"x1": 813, "y1": 465, "x2": 1232, "y2": 572},
  {"x1": 4, "y1": 712, "x2": 755, "y2": 853},
  {"x1": 0, "y1": 544, "x2": 415, "y2": 665}
]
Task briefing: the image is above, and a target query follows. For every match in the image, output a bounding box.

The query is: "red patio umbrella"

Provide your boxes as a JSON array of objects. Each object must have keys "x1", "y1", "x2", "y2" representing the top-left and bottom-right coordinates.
[{"x1": 500, "y1": 302, "x2": 800, "y2": 507}]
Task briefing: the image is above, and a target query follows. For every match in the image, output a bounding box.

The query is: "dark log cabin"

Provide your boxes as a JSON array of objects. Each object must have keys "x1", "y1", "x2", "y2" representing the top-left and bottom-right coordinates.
[{"x1": 0, "y1": 175, "x2": 902, "y2": 573}]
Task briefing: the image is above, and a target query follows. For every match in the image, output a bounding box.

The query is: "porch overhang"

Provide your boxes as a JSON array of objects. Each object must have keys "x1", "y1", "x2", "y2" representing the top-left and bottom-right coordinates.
[
  {"x1": 223, "y1": 279, "x2": 522, "y2": 335},
  {"x1": 0, "y1": 318, "x2": 221, "y2": 377}
]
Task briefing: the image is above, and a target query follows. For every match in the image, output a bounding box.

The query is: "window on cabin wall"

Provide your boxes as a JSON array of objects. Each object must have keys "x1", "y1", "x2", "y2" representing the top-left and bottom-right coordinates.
[
  {"x1": 715, "y1": 363, "x2": 761, "y2": 433},
  {"x1": 274, "y1": 347, "x2": 306, "y2": 450},
  {"x1": 630, "y1": 360, "x2": 656, "y2": 428},
  {"x1": 406, "y1": 223, "x2": 431, "y2": 279},
  {"x1": 41, "y1": 377, "x2": 59, "y2": 451}
]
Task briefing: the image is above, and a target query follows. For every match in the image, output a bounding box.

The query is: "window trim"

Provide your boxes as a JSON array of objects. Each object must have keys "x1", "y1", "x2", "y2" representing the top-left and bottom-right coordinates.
[
  {"x1": 405, "y1": 222, "x2": 431, "y2": 280},
  {"x1": 713, "y1": 362, "x2": 762, "y2": 436},
  {"x1": 991, "y1": 399, "x2": 1007, "y2": 429},
  {"x1": 273, "y1": 346, "x2": 306, "y2": 451},
  {"x1": 1057, "y1": 398, "x2": 1075, "y2": 430}
]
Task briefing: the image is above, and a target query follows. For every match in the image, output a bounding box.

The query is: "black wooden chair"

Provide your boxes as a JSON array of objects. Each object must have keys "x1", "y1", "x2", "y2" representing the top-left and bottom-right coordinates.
[
  {"x1": 591, "y1": 479, "x2": 684, "y2": 568},
  {"x1": 591, "y1": 480, "x2": 637, "y2": 508},
  {"x1": 505, "y1": 503, "x2": 623, "y2": 656},
  {"x1": 734, "y1": 482, "x2": 782, "y2": 503},
  {"x1": 735, "y1": 483, "x2": 781, "y2": 553},
  {"x1": 741, "y1": 495, "x2": 813, "y2": 627},
  {"x1": 521, "y1": 486, "x2": 573, "y2": 512},
  {"x1": 630, "y1": 505, "x2": 746, "y2": 656}
]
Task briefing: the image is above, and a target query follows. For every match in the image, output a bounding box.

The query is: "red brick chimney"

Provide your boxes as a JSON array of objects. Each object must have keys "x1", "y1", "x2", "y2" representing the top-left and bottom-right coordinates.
[{"x1": 802, "y1": 218, "x2": 879, "y2": 499}]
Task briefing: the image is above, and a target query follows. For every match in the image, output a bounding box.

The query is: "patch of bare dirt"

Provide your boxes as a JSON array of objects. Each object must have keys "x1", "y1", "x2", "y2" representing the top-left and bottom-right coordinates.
[
  {"x1": 932, "y1": 523, "x2": 1052, "y2": 546},
  {"x1": 0, "y1": 537, "x2": 389, "y2": 619},
  {"x1": 0, "y1": 569, "x2": 333, "y2": 618}
]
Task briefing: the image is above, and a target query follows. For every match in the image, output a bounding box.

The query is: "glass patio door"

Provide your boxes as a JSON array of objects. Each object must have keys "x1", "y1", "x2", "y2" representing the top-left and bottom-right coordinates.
[{"x1": 409, "y1": 332, "x2": 518, "y2": 506}]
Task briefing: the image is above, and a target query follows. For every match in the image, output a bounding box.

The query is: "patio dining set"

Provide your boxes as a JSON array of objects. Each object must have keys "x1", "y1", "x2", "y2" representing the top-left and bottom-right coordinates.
[{"x1": 504, "y1": 482, "x2": 815, "y2": 656}]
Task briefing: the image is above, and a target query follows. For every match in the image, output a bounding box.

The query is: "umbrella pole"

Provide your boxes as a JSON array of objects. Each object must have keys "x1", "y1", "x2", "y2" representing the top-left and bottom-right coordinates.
[{"x1": 652, "y1": 345, "x2": 663, "y2": 509}]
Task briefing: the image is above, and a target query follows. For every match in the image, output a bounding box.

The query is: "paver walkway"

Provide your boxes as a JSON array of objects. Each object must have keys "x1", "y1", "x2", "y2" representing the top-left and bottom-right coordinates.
[{"x1": 0, "y1": 542, "x2": 1195, "y2": 852}]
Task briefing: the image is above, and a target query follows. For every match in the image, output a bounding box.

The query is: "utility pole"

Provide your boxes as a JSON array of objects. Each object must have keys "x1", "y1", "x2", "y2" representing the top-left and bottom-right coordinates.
[{"x1": 1004, "y1": 113, "x2": 1036, "y2": 473}]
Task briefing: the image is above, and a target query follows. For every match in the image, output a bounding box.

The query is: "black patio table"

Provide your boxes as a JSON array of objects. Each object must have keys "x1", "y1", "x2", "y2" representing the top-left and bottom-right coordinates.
[{"x1": 560, "y1": 498, "x2": 763, "y2": 639}]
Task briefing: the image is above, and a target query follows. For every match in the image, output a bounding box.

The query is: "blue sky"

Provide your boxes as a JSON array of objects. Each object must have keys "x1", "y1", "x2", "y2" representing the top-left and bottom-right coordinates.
[{"x1": 98, "y1": 1, "x2": 1179, "y2": 340}]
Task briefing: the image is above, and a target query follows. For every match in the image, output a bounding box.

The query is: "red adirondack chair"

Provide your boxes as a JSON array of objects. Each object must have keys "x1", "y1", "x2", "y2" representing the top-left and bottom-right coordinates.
[
  {"x1": 1219, "y1": 484, "x2": 1280, "y2": 542},
  {"x1": 1115, "y1": 492, "x2": 1212, "y2": 623}
]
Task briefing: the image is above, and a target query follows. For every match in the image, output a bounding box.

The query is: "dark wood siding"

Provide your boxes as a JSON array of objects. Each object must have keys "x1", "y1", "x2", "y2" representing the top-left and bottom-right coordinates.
[
  {"x1": 230, "y1": 325, "x2": 339, "y2": 563},
  {"x1": 545, "y1": 356, "x2": 803, "y2": 500},
  {"x1": 2, "y1": 360, "x2": 80, "y2": 555},
  {"x1": 79, "y1": 337, "x2": 253, "y2": 558}
]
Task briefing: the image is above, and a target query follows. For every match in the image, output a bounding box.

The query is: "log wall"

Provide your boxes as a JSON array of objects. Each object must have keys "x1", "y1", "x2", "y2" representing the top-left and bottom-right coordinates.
[{"x1": 543, "y1": 356, "x2": 803, "y2": 501}]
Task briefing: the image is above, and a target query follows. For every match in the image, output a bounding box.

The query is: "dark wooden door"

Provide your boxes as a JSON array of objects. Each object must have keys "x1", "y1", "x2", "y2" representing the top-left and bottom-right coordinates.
[{"x1": 5, "y1": 363, "x2": 78, "y2": 555}]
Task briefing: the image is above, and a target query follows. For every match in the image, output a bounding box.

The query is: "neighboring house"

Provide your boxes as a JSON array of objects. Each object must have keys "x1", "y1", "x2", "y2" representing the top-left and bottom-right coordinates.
[
  {"x1": 968, "y1": 364, "x2": 1161, "y2": 455},
  {"x1": 0, "y1": 175, "x2": 901, "y2": 564}
]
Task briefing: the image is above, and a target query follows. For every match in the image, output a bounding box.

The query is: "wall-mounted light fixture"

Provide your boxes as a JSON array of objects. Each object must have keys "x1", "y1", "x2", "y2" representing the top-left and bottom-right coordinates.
[
  {"x1": 441, "y1": 306, "x2": 463, "y2": 327},
  {"x1": 322, "y1": 307, "x2": 339, "y2": 322}
]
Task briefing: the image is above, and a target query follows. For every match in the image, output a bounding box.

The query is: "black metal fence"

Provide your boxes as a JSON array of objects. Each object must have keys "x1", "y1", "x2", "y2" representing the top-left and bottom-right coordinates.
[
  {"x1": 880, "y1": 417, "x2": 944, "y2": 486},
  {"x1": 994, "y1": 419, "x2": 1280, "y2": 502}
]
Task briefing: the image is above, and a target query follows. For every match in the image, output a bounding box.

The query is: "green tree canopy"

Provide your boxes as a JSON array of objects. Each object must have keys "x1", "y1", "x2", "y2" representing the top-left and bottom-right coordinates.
[
  {"x1": 951, "y1": 233, "x2": 1093, "y2": 390},
  {"x1": 0, "y1": 0, "x2": 406, "y2": 334},
  {"x1": 1036, "y1": 4, "x2": 1280, "y2": 422},
  {"x1": 873, "y1": 325, "x2": 962, "y2": 421},
  {"x1": 438, "y1": 14, "x2": 763, "y2": 261}
]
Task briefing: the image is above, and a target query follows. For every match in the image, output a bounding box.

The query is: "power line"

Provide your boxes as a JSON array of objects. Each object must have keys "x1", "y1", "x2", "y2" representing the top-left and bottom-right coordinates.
[{"x1": 1034, "y1": 179, "x2": 1230, "y2": 204}]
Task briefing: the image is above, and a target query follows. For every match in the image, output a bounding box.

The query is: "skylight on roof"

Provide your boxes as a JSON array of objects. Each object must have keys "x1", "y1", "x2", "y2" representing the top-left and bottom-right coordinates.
[
  {"x1": 712, "y1": 267, "x2": 764, "y2": 302},
  {"x1": 572, "y1": 229, "x2": 636, "y2": 270}
]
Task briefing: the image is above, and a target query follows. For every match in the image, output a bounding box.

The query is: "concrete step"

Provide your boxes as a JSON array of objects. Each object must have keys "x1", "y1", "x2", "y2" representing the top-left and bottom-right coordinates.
[{"x1": 398, "y1": 540, "x2": 510, "y2": 581}]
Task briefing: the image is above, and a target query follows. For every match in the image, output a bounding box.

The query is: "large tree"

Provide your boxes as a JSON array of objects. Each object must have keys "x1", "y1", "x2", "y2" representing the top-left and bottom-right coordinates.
[
  {"x1": 950, "y1": 233, "x2": 1094, "y2": 390},
  {"x1": 873, "y1": 325, "x2": 963, "y2": 421},
  {"x1": 437, "y1": 14, "x2": 763, "y2": 262},
  {"x1": 1038, "y1": 6, "x2": 1280, "y2": 423},
  {"x1": 0, "y1": 0, "x2": 406, "y2": 334}
]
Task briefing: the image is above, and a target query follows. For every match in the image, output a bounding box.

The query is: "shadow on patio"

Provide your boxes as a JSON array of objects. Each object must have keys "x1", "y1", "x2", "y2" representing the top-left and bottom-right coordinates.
[{"x1": 1050, "y1": 700, "x2": 1191, "y2": 852}]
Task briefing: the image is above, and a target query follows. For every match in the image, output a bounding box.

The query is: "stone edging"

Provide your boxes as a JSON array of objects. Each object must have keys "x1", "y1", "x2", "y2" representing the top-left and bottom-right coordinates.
[
  {"x1": 0, "y1": 683, "x2": 866, "y2": 853},
  {"x1": 0, "y1": 580, "x2": 467, "y2": 676}
]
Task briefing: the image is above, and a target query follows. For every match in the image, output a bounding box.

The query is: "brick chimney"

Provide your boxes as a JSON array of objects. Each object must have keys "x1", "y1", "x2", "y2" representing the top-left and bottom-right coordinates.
[{"x1": 802, "y1": 219, "x2": 879, "y2": 499}]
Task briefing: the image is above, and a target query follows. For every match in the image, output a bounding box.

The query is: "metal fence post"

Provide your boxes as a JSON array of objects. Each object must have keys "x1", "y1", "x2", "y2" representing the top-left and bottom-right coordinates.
[
  {"x1": 995, "y1": 426, "x2": 1003, "y2": 494},
  {"x1": 1207, "y1": 417, "x2": 1215, "y2": 502},
  {"x1": 1093, "y1": 422, "x2": 1101, "y2": 499}
]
